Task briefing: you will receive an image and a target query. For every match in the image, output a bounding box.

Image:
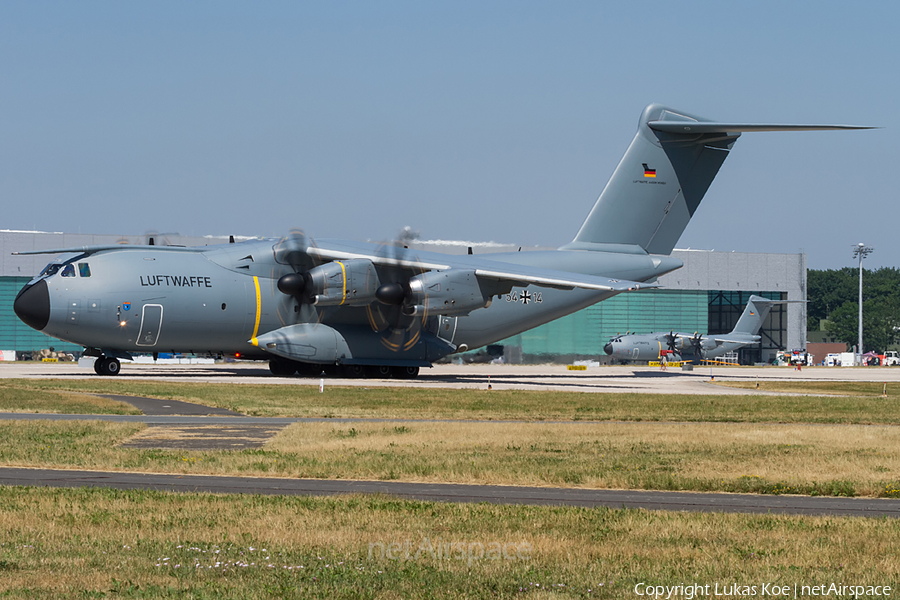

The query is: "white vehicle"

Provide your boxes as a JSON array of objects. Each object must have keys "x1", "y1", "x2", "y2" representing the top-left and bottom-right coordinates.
[
  {"x1": 840, "y1": 352, "x2": 856, "y2": 367},
  {"x1": 884, "y1": 351, "x2": 900, "y2": 366},
  {"x1": 825, "y1": 353, "x2": 842, "y2": 367}
]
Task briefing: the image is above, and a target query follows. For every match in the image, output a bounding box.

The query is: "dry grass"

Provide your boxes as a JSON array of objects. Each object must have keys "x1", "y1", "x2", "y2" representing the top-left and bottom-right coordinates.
[
  {"x1": 716, "y1": 380, "x2": 900, "y2": 398},
  {"x1": 6, "y1": 378, "x2": 900, "y2": 423},
  {"x1": 2, "y1": 378, "x2": 900, "y2": 596},
  {"x1": 5, "y1": 419, "x2": 900, "y2": 497},
  {"x1": 266, "y1": 421, "x2": 900, "y2": 496},
  {"x1": 0, "y1": 486, "x2": 898, "y2": 598},
  {"x1": 0, "y1": 384, "x2": 139, "y2": 414}
]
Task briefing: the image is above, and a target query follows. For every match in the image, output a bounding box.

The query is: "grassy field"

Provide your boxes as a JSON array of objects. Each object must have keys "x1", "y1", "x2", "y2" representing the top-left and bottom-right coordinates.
[
  {"x1": 1, "y1": 486, "x2": 898, "y2": 599},
  {"x1": 4, "y1": 378, "x2": 900, "y2": 423},
  {"x1": 4, "y1": 419, "x2": 900, "y2": 498},
  {"x1": 3, "y1": 377, "x2": 900, "y2": 595},
  {"x1": 0, "y1": 385, "x2": 140, "y2": 414},
  {"x1": 717, "y1": 380, "x2": 899, "y2": 399}
]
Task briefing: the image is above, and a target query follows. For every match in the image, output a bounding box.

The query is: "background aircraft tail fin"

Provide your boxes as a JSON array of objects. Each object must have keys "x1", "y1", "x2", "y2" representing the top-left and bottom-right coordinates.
[
  {"x1": 563, "y1": 104, "x2": 871, "y2": 255},
  {"x1": 731, "y1": 295, "x2": 780, "y2": 336}
]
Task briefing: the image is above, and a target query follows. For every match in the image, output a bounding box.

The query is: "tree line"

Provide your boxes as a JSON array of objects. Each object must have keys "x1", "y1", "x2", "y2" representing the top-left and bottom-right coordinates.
[{"x1": 807, "y1": 267, "x2": 900, "y2": 352}]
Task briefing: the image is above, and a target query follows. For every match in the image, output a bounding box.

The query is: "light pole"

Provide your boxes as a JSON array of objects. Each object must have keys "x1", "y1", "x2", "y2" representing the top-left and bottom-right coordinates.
[{"x1": 853, "y1": 243, "x2": 873, "y2": 365}]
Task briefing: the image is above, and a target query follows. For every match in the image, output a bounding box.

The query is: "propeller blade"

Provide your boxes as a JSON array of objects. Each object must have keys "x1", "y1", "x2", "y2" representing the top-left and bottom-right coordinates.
[
  {"x1": 366, "y1": 228, "x2": 430, "y2": 353},
  {"x1": 273, "y1": 229, "x2": 315, "y2": 271}
]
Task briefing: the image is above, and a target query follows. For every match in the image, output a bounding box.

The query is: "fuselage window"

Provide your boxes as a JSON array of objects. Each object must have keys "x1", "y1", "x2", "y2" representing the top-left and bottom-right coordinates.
[
  {"x1": 61, "y1": 264, "x2": 76, "y2": 278},
  {"x1": 78, "y1": 263, "x2": 91, "y2": 277}
]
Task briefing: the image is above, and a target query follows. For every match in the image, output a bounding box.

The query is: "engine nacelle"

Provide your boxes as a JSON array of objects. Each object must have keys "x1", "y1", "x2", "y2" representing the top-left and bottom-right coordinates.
[
  {"x1": 307, "y1": 259, "x2": 381, "y2": 306},
  {"x1": 407, "y1": 270, "x2": 490, "y2": 316},
  {"x1": 278, "y1": 260, "x2": 379, "y2": 305}
]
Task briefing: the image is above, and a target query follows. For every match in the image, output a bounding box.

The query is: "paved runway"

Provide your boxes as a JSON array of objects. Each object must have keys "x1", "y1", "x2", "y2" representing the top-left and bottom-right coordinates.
[
  {"x1": 97, "y1": 393, "x2": 243, "y2": 416},
  {"x1": 3, "y1": 466, "x2": 899, "y2": 518},
  {"x1": 4, "y1": 361, "x2": 900, "y2": 394}
]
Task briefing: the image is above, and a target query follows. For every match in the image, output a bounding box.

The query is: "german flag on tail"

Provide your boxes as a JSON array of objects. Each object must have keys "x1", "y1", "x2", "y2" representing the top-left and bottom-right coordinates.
[{"x1": 642, "y1": 163, "x2": 656, "y2": 178}]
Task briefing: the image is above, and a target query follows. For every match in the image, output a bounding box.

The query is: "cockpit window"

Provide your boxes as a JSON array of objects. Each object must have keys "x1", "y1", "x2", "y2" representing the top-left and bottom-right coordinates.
[
  {"x1": 61, "y1": 264, "x2": 76, "y2": 277},
  {"x1": 78, "y1": 262, "x2": 91, "y2": 277},
  {"x1": 39, "y1": 263, "x2": 61, "y2": 277}
]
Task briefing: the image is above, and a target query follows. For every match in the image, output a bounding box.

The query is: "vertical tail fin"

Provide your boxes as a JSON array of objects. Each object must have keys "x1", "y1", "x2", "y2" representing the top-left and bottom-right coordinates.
[
  {"x1": 565, "y1": 104, "x2": 738, "y2": 255},
  {"x1": 562, "y1": 104, "x2": 871, "y2": 255},
  {"x1": 731, "y1": 295, "x2": 778, "y2": 336}
]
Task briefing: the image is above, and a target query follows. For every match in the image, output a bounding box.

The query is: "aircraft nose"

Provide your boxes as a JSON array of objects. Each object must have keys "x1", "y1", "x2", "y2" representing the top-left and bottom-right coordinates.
[
  {"x1": 13, "y1": 279, "x2": 50, "y2": 331},
  {"x1": 603, "y1": 342, "x2": 614, "y2": 355}
]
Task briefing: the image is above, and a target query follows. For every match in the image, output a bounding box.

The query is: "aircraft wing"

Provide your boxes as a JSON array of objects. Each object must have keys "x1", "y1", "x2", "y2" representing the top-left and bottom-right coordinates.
[
  {"x1": 12, "y1": 244, "x2": 203, "y2": 256},
  {"x1": 472, "y1": 268, "x2": 651, "y2": 292},
  {"x1": 309, "y1": 245, "x2": 655, "y2": 292},
  {"x1": 673, "y1": 333, "x2": 760, "y2": 344},
  {"x1": 710, "y1": 335, "x2": 760, "y2": 344},
  {"x1": 306, "y1": 246, "x2": 453, "y2": 271}
]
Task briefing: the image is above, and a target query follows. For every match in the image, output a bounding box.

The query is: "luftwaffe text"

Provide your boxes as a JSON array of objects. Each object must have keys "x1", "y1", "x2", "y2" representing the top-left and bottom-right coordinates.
[{"x1": 140, "y1": 275, "x2": 212, "y2": 288}]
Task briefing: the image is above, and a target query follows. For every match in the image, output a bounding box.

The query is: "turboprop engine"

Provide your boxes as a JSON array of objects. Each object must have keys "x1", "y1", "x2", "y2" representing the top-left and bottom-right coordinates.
[
  {"x1": 277, "y1": 259, "x2": 380, "y2": 306},
  {"x1": 376, "y1": 269, "x2": 496, "y2": 317}
]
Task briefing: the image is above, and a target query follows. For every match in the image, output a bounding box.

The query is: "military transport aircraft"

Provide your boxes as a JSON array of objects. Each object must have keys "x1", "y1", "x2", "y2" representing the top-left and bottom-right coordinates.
[
  {"x1": 12, "y1": 104, "x2": 869, "y2": 377},
  {"x1": 603, "y1": 295, "x2": 785, "y2": 364}
]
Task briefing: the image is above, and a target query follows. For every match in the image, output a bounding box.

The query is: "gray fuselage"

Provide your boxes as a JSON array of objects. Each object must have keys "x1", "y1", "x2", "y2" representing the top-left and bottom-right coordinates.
[{"x1": 23, "y1": 238, "x2": 681, "y2": 365}]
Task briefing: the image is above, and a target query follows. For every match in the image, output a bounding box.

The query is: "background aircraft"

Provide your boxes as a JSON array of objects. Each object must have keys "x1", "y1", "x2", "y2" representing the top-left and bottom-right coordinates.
[
  {"x1": 12, "y1": 104, "x2": 867, "y2": 377},
  {"x1": 603, "y1": 295, "x2": 788, "y2": 363}
]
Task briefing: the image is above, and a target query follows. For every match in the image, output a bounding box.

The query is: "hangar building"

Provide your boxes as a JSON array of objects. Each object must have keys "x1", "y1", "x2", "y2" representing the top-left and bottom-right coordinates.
[{"x1": 1, "y1": 231, "x2": 805, "y2": 364}]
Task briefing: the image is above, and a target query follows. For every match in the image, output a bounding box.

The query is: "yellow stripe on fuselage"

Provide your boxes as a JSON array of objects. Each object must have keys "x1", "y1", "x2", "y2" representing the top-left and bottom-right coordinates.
[
  {"x1": 337, "y1": 261, "x2": 347, "y2": 305},
  {"x1": 251, "y1": 275, "x2": 261, "y2": 346}
]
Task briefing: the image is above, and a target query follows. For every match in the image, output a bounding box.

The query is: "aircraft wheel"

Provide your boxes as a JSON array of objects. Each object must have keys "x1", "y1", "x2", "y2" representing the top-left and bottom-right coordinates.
[
  {"x1": 366, "y1": 365, "x2": 393, "y2": 379},
  {"x1": 296, "y1": 363, "x2": 323, "y2": 378},
  {"x1": 343, "y1": 364, "x2": 366, "y2": 378},
  {"x1": 96, "y1": 357, "x2": 121, "y2": 376},
  {"x1": 392, "y1": 366, "x2": 419, "y2": 379},
  {"x1": 269, "y1": 359, "x2": 297, "y2": 377}
]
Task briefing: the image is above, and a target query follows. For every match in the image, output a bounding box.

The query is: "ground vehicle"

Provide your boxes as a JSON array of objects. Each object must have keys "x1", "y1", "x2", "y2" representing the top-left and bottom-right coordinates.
[
  {"x1": 824, "y1": 353, "x2": 841, "y2": 366},
  {"x1": 884, "y1": 351, "x2": 900, "y2": 366}
]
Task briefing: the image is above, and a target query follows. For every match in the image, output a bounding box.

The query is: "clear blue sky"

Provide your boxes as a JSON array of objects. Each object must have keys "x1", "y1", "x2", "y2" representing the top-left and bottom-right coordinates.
[{"x1": 1, "y1": 1, "x2": 894, "y2": 269}]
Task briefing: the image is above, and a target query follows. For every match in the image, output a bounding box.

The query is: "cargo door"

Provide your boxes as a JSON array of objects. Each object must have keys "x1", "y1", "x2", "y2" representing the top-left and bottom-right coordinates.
[{"x1": 136, "y1": 304, "x2": 163, "y2": 347}]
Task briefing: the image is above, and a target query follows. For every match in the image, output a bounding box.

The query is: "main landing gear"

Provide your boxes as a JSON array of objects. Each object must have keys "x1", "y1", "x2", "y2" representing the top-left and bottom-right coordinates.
[
  {"x1": 268, "y1": 359, "x2": 419, "y2": 379},
  {"x1": 93, "y1": 356, "x2": 121, "y2": 376}
]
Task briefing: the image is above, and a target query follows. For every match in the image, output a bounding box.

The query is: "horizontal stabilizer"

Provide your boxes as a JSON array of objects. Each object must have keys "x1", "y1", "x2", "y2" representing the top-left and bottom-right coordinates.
[{"x1": 649, "y1": 121, "x2": 875, "y2": 134}]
